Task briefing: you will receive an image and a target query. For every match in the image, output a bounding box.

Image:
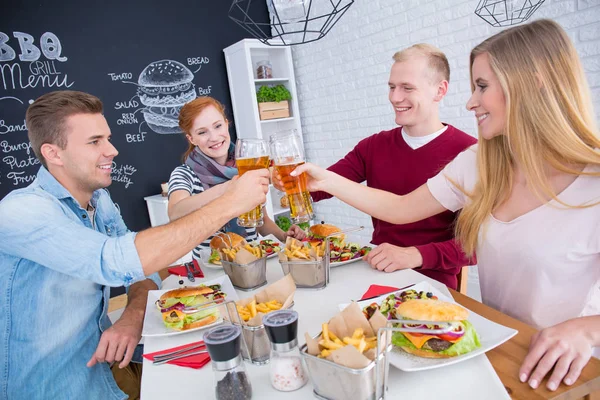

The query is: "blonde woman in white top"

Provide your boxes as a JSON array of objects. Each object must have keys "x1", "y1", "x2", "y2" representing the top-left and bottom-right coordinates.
[{"x1": 292, "y1": 19, "x2": 600, "y2": 392}]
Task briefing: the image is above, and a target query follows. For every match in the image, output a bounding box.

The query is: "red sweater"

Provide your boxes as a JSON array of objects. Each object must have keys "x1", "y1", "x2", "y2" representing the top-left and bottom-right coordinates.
[{"x1": 312, "y1": 125, "x2": 477, "y2": 289}]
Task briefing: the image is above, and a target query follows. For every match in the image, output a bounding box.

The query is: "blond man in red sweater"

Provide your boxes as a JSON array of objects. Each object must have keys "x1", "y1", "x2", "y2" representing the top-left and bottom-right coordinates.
[{"x1": 278, "y1": 44, "x2": 476, "y2": 290}]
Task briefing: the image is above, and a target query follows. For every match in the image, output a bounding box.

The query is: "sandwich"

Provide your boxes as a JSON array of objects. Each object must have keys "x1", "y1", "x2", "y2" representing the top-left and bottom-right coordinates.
[
  {"x1": 307, "y1": 223, "x2": 344, "y2": 248},
  {"x1": 137, "y1": 60, "x2": 196, "y2": 134},
  {"x1": 391, "y1": 299, "x2": 481, "y2": 358},
  {"x1": 156, "y1": 285, "x2": 226, "y2": 331},
  {"x1": 208, "y1": 232, "x2": 245, "y2": 264}
]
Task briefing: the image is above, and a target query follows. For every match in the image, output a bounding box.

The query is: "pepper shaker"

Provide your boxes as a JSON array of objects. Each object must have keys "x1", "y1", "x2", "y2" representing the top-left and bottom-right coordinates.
[
  {"x1": 263, "y1": 310, "x2": 308, "y2": 392},
  {"x1": 204, "y1": 325, "x2": 252, "y2": 400}
]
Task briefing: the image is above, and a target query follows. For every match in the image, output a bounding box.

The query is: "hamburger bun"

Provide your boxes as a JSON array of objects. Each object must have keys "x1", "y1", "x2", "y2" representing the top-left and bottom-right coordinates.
[
  {"x1": 309, "y1": 223, "x2": 341, "y2": 239},
  {"x1": 160, "y1": 286, "x2": 213, "y2": 301},
  {"x1": 397, "y1": 345, "x2": 457, "y2": 359},
  {"x1": 210, "y1": 232, "x2": 245, "y2": 250},
  {"x1": 396, "y1": 299, "x2": 469, "y2": 322}
]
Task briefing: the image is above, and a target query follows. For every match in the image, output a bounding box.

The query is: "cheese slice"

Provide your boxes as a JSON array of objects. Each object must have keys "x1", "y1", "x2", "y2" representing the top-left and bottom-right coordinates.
[{"x1": 403, "y1": 333, "x2": 461, "y2": 349}]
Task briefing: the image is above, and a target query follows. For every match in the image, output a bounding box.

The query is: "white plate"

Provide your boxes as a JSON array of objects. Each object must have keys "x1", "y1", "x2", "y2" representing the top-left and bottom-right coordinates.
[
  {"x1": 330, "y1": 257, "x2": 363, "y2": 268},
  {"x1": 339, "y1": 281, "x2": 518, "y2": 372},
  {"x1": 142, "y1": 275, "x2": 239, "y2": 337}
]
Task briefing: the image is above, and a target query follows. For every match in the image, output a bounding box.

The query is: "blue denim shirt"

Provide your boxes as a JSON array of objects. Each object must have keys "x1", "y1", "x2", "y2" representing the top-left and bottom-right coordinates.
[{"x1": 0, "y1": 167, "x2": 161, "y2": 400}]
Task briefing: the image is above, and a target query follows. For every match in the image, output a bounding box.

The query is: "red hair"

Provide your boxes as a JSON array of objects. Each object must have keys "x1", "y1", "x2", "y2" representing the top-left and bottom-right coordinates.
[{"x1": 179, "y1": 96, "x2": 228, "y2": 161}]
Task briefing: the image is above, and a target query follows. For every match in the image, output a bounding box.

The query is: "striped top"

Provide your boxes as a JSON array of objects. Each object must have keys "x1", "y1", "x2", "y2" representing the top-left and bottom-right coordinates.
[{"x1": 168, "y1": 164, "x2": 257, "y2": 260}]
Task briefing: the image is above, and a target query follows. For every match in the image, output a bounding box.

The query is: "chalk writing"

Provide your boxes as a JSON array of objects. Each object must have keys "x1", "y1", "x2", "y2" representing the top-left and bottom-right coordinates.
[
  {"x1": 198, "y1": 85, "x2": 212, "y2": 96},
  {"x1": 3, "y1": 154, "x2": 39, "y2": 169},
  {"x1": 125, "y1": 132, "x2": 146, "y2": 143},
  {"x1": 117, "y1": 113, "x2": 138, "y2": 125},
  {"x1": 110, "y1": 162, "x2": 137, "y2": 188},
  {"x1": 108, "y1": 72, "x2": 133, "y2": 81},
  {"x1": 0, "y1": 62, "x2": 74, "y2": 90},
  {"x1": 6, "y1": 171, "x2": 36, "y2": 185},
  {"x1": 0, "y1": 31, "x2": 67, "y2": 62},
  {"x1": 114, "y1": 100, "x2": 139, "y2": 110},
  {"x1": 0, "y1": 140, "x2": 33, "y2": 154},
  {"x1": 0, "y1": 120, "x2": 27, "y2": 135}
]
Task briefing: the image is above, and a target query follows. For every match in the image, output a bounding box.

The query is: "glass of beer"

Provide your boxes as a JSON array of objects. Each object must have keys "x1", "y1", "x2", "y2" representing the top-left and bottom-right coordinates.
[
  {"x1": 235, "y1": 138, "x2": 270, "y2": 227},
  {"x1": 269, "y1": 131, "x2": 314, "y2": 224}
]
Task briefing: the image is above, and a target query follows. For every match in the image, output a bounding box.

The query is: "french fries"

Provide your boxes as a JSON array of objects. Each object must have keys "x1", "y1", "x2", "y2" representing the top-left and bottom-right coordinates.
[
  {"x1": 317, "y1": 324, "x2": 377, "y2": 358},
  {"x1": 221, "y1": 244, "x2": 263, "y2": 262},
  {"x1": 283, "y1": 240, "x2": 317, "y2": 261},
  {"x1": 235, "y1": 299, "x2": 283, "y2": 322}
]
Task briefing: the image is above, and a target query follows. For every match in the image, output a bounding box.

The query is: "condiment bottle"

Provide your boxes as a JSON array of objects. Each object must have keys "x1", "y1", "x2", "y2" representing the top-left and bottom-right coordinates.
[
  {"x1": 204, "y1": 325, "x2": 252, "y2": 400},
  {"x1": 263, "y1": 310, "x2": 308, "y2": 392}
]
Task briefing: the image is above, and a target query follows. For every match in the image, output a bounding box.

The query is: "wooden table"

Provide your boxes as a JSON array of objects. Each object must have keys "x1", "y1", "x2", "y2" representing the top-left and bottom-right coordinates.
[{"x1": 451, "y1": 290, "x2": 600, "y2": 400}]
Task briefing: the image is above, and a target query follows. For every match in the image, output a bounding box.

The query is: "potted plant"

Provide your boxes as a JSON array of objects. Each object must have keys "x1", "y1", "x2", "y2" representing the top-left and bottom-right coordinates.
[{"x1": 256, "y1": 84, "x2": 292, "y2": 120}]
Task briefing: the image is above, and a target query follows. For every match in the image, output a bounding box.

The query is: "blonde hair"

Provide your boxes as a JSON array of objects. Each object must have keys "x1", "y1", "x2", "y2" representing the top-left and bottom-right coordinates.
[
  {"x1": 455, "y1": 19, "x2": 600, "y2": 256},
  {"x1": 393, "y1": 43, "x2": 450, "y2": 82}
]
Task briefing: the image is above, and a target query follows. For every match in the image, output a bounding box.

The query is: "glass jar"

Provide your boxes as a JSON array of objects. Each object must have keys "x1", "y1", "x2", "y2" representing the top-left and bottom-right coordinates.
[
  {"x1": 263, "y1": 310, "x2": 308, "y2": 392},
  {"x1": 256, "y1": 60, "x2": 272, "y2": 79},
  {"x1": 204, "y1": 325, "x2": 252, "y2": 400}
]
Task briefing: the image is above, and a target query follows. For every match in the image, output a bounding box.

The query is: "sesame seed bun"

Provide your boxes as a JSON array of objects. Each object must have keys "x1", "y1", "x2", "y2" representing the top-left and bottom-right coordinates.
[{"x1": 396, "y1": 299, "x2": 469, "y2": 322}]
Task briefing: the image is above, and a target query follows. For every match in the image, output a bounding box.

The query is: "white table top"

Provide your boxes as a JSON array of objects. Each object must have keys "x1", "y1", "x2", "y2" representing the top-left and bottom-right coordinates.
[{"x1": 141, "y1": 259, "x2": 510, "y2": 400}]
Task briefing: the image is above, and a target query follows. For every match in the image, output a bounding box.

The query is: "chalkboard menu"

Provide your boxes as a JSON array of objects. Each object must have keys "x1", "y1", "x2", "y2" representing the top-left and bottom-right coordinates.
[{"x1": 1, "y1": 1, "x2": 269, "y2": 232}]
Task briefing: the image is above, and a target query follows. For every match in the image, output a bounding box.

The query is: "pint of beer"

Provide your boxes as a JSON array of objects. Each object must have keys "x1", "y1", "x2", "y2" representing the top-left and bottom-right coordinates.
[
  {"x1": 269, "y1": 131, "x2": 314, "y2": 223},
  {"x1": 235, "y1": 139, "x2": 270, "y2": 227}
]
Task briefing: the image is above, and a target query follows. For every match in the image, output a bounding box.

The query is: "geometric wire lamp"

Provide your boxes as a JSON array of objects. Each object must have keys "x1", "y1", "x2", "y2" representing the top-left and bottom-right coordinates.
[
  {"x1": 229, "y1": 0, "x2": 354, "y2": 46},
  {"x1": 475, "y1": 0, "x2": 545, "y2": 27}
]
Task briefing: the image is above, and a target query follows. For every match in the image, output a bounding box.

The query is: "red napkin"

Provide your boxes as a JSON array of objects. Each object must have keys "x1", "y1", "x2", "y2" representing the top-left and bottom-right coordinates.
[
  {"x1": 143, "y1": 340, "x2": 211, "y2": 369},
  {"x1": 360, "y1": 284, "x2": 400, "y2": 300},
  {"x1": 167, "y1": 259, "x2": 204, "y2": 278}
]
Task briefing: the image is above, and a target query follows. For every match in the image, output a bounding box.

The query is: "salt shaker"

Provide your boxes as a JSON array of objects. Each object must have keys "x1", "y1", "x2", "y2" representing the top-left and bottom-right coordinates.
[
  {"x1": 263, "y1": 310, "x2": 308, "y2": 392},
  {"x1": 204, "y1": 325, "x2": 252, "y2": 400}
]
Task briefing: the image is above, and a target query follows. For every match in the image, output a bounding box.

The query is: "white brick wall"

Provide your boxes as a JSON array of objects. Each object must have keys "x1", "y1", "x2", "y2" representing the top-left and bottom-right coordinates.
[{"x1": 290, "y1": 0, "x2": 600, "y2": 299}]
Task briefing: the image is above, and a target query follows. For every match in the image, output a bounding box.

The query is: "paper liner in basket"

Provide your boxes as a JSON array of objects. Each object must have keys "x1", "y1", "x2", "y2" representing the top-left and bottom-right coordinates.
[
  {"x1": 305, "y1": 302, "x2": 388, "y2": 369},
  {"x1": 225, "y1": 274, "x2": 296, "y2": 327}
]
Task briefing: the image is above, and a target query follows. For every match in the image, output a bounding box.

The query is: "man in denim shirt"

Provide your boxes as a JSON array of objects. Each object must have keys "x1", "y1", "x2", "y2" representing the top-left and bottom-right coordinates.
[{"x1": 0, "y1": 91, "x2": 270, "y2": 399}]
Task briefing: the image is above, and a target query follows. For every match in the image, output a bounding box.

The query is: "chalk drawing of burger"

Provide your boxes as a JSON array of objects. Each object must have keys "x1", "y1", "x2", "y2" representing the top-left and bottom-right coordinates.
[{"x1": 137, "y1": 60, "x2": 196, "y2": 134}]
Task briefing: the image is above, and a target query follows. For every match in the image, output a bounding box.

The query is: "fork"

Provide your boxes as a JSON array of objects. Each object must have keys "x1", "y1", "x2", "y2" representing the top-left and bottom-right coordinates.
[
  {"x1": 189, "y1": 260, "x2": 201, "y2": 276},
  {"x1": 184, "y1": 262, "x2": 195, "y2": 282}
]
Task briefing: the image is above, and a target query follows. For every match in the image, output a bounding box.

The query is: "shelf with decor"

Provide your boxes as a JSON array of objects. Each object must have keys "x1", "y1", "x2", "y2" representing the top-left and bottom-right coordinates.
[{"x1": 223, "y1": 38, "x2": 304, "y2": 220}]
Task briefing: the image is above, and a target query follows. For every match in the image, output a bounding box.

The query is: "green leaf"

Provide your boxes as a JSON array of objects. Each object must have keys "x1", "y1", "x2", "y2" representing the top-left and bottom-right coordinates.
[
  {"x1": 276, "y1": 216, "x2": 292, "y2": 232},
  {"x1": 256, "y1": 84, "x2": 291, "y2": 103}
]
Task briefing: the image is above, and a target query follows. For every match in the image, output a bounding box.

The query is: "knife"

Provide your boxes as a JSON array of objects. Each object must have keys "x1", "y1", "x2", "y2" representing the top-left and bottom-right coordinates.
[
  {"x1": 184, "y1": 262, "x2": 195, "y2": 282},
  {"x1": 357, "y1": 283, "x2": 415, "y2": 302}
]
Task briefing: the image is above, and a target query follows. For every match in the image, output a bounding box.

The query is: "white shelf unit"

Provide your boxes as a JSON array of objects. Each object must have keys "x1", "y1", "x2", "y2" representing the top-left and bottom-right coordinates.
[{"x1": 224, "y1": 39, "x2": 304, "y2": 222}]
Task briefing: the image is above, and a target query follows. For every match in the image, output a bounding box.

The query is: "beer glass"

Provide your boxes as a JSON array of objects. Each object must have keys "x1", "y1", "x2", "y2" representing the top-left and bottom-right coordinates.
[
  {"x1": 269, "y1": 131, "x2": 314, "y2": 223},
  {"x1": 235, "y1": 138, "x2": 270, "y2": 227}
]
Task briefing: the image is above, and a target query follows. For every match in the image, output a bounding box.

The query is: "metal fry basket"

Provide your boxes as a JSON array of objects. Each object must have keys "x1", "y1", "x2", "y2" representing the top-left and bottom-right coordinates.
[{"x1": 300, "y1": 320, "x2": 454, "y2": 399}]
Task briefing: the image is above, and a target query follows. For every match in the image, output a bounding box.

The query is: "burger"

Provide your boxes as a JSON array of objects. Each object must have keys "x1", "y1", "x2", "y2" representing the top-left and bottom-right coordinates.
[
  {"x1": 137, "y1": 60, "x2": 196, "y2": 134},
  {"x1": 156, "y1": 285, "x2": 226, "y2": 331},
  {"x1": 208, "y1": 232, "x2": 245, "y2": 265},
  {"x1": 307, "y1": 223, "x2": 344, "y2": 248},
  {"x1": 391, "y1": 299, "x2": 481, "y2": 358}
]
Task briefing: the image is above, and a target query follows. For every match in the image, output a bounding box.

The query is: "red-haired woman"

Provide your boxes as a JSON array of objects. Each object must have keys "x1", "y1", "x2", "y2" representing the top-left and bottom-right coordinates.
[{"x1": 167, "y1": 96, "x2": 305, "y2": 262}]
